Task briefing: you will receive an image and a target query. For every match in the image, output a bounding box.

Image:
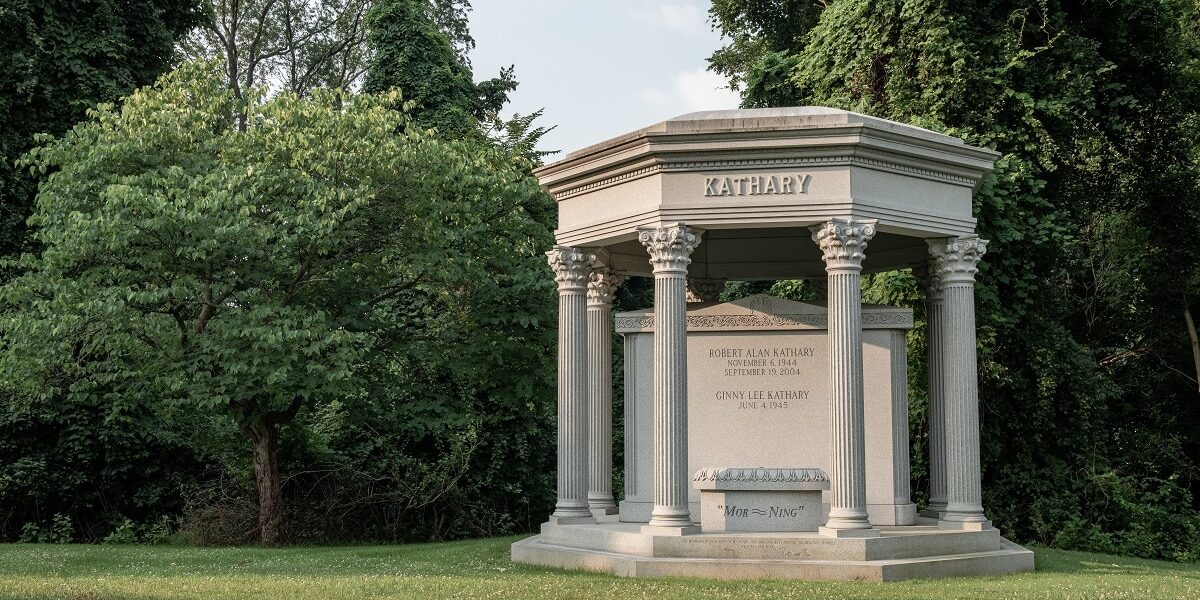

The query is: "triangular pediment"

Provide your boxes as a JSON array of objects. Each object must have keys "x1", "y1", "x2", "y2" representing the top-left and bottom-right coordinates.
[{"x1": 690, "y1": 294, "x2": 823, "y2": 317}]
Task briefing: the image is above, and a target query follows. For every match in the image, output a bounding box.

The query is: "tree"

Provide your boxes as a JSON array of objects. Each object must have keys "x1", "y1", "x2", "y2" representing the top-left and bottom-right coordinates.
[
  {"x1": 364, "y1": 0, "x2": 512, "y2": 138},
  {"x1": 708, "y1": 0, "x2": 823, "y2": 105},
  {"x1": 364, "y1": 0, "x2": 548, "y2": 152},
  {"x1": 183, "y1": 0, "x2": 374, "y2": 99},
  {"x1": 0, "y1": 0, "x2": 203, "y2": 261},
  {"x1": 710, "y1": 0, "x2": 1200, "y2": 560},
  {"x1": 1, "y1": 60, "x2": 554, "y2": 544}
]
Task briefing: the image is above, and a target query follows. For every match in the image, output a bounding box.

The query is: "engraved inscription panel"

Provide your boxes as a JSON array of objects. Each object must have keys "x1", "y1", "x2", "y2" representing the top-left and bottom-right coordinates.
[
  {"x1": 699, "y1": 490, "x2": 824, "y2": 532},
  {"x1": 687, "y1": 330, "x2": 830, "y2": 501}
]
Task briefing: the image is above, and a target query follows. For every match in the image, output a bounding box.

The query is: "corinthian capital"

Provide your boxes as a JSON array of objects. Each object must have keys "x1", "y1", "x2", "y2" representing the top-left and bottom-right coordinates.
[
  {"x1": 546, "y1": 246, "x2": 592, "y2": 291},
  {"x1": 914, "y1": 265, "x2": 944, "y2": 303},
  {"x1": 639, "y1": 223, "x2": 702, "y2": 274},
  {"x1": 927, "y1": 236, "x2": 988, "y2": 284},
  {"x1": 811, "y1": 218, "x2": 877, "y2": 270},
  {"x1": 587, "y1": 269, "x2": 623, "y2": 306},
  {"x1": 686, "y1": 278, "x2": 725, "y2": 303}
]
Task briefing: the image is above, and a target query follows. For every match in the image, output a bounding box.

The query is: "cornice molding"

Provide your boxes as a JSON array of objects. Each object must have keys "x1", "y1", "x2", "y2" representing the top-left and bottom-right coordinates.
[{"x1": 549, "y1": 155, "x2": 980, "y2": 201}]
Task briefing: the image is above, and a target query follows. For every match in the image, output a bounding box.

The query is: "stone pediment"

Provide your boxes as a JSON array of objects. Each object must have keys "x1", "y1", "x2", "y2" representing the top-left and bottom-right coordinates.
[{"x1": 614, "y1": 294, "x2": 912, "y2": 333}]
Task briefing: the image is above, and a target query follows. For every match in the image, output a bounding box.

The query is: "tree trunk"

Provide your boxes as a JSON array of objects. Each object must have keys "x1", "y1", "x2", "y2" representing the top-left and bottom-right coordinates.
[
  {"x1": 1185, "y1": 306, "x2": 1200, "y2": 394},
  {"x1": 247, "y1": 421, "x2": 284, "y2": 545}
]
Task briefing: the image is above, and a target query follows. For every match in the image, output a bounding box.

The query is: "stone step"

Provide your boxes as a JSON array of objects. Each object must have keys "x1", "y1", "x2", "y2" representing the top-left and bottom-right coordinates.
[
  {"x1": 511, "y1": 535, "x2": 1035, "y2": 582},
  {"x1": 537, "y1": 522, "x2": 1009, "y2": 562}
]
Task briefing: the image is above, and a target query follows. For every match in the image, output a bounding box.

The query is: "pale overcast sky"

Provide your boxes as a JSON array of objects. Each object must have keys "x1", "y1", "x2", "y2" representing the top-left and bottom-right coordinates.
[{"x1": 467, "y1": 0, "x2": 741, "y2": 158}]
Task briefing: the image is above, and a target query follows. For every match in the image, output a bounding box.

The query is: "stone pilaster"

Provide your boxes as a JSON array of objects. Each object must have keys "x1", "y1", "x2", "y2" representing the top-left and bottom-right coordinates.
[
  {"x1": 685, "y1": 278, "x2": 725, "y2": 303},
  {"x1": 917, "y1": 266, "x2": 949, "y2": 518},
  {"x1": 811, "y1": 218, "x2": 879, "y2": 537},
  {"x1": 927, "y1": 236, "x2": 991, "y2": 530},
  {"x1": 639, "y1": 224, "x2": 702, "y2": 534},
  {"x1": 586, "y1": 264, "x2": 623, "y2": 517},
  {"x1": 546, "y1": 246, "x2": 595, "y2": 524}
]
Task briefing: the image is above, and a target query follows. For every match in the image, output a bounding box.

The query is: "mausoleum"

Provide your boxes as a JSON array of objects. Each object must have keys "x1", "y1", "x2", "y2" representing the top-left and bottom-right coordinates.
[{"x1": 510, "y1": 107, "x2": 1034, "y2": 580}]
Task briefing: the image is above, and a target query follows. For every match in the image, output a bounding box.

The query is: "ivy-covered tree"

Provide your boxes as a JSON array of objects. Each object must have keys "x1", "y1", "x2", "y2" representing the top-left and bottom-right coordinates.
[
  {"x1": 0, "y1": 60, "x2": 554, "y2": 544},
  {"x1": 0, "y1": 0, "x2": 202, "y2": 261},
  {"x1": 363, "y1": 0, "x2": 551, "y2": 155},
  {"x1": 710, "y1": 0, "x2": 1200, "y2": 560}
]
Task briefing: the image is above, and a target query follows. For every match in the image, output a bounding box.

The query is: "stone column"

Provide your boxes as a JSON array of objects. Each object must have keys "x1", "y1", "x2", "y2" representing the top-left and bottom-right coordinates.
[
  {"x1": 918, "y1": 266, "x2": 949, "y2": 518},
  {"x1": 639, "y1": 224, "x2": 702, "y2": 533},
  {"x1": 928, "y1": 236, "x2": 991, "y2": 530},
  {"x1": 546, "y1": 246, "x2": 595, "y2": 524},
  {"x1": 812, "y1": 218, "x2": 879, "y2": 537},
  {"x1": 686, "y1": 278, "x2": 724, "y2": 303},
  {"x1": 586, "y1": 263, "x2": 622, "y2": 518}
]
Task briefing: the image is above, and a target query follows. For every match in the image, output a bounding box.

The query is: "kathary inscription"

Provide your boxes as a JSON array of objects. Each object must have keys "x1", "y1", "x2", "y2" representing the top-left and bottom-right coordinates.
[
  {"x1": 704, "y1": 344, "x2": 818, "y2": 410},
  {"x1": 703, "y1": 174, "x2": 810, "y2": 197}
]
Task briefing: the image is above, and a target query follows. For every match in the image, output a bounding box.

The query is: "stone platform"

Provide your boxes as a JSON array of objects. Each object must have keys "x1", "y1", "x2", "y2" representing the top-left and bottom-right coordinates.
[{"x1": 511, "y1": 521, "x2": 1033, "y2": 581}]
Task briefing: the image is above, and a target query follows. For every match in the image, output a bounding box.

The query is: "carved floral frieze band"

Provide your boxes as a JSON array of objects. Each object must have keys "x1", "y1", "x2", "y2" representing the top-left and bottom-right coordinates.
[
  {"x1": 812, "y1": 218, "x2": 878, "y2": 270},
  {"x1": 638, "y1": 223, "x2": 702, "y2": 274},
  {"x1": 613, "y1": 310, "x2": 913, "y2": 332}
]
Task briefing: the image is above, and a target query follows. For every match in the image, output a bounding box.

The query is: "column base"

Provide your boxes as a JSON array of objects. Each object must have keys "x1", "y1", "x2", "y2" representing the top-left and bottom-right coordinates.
[
  {"x1": 549, "y1": 514, "x2": 596, "y2": 526},
  {"x1": 591, "y1": 508, "x2": 620, "y2": 523},
  {"x1": 868, "y1": 503, "x2": 918, "y2": 526},
  {"x1": 640, "y1": 524, "x2": 701, "y2": 536},
  {"x1": 818, "y1": 526, "x2": 881, "y2": 538},
  {"x1": 938, "y1": 519, "x2": 993, "y2": 531},
  {"x1": 588, "y1": 500, "x2": 619, "y2": 517},
  {"x1": 920, "y1": 501, "x2": 948, "y2": 520}
]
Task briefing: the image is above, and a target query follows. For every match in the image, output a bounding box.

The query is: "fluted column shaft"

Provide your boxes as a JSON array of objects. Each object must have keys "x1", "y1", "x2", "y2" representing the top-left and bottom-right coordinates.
[
  {"x1": 547, "y1": 246, "x2": 594, "y2": 521},
  {"x1": 587, "y1": 267, "x2": 622, "y2": 515},
  {"x1": 923, "y1": 268, "x2": 949, "y2": 515},
  {"x1": 640, "y1": 224, "x2": 702, "y2": 529},
  {"x1": 812, "y1": 218, "x2": 877, "y2": 535},
  {"x1": 929, "y1": 236, "x2": 990, "y2": 526}
]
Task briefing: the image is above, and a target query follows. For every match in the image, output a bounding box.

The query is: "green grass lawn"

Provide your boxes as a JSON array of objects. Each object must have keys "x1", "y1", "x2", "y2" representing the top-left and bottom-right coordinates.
[{"x1": 0, "y1": 536, "x2": 1197, "y2": 600}]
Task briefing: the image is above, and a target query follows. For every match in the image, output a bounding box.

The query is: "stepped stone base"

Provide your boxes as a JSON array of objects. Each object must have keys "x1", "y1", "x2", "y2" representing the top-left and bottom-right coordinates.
[{"x1": 511, "y1": 522, "x2": 1033, "y2": 581}]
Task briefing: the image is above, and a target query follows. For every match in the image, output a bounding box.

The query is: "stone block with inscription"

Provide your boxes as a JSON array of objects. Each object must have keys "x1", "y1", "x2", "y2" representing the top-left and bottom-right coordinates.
[
  {"x1": 694, "y1": 468, "x2": 829, "y2": 532},
  {"x1": 618, "y1": 294, "x2": 917, "y2": 526}
]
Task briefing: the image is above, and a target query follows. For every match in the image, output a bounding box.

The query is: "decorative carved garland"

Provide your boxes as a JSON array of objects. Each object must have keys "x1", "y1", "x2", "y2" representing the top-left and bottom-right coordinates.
[
  {"x1": 614, "y1": 311, "x2": 912, "y2": 331},
  {"x1": 692, "y1": 467, "x2": 830, "y2": 483}
]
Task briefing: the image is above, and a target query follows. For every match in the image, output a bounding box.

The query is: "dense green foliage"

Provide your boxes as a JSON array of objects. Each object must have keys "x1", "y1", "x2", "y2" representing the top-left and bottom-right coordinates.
[
  {"x1": 1, "y1": 539, "x2": 1198, "y2": 599},
  {"x1": 711, "y1": 0, "x2": 1200, "y2": 561},
  {"x1": 364, "y1": 0, "x2": 515, "y2": 139},
  {"x1": 0, "y1": 0, "x2": 206, "y2": 542},
  {"x1": 0, "y1": 59, "x2": 556, "y2": 543},
  {"x1": 0, "y1": 0, "x2": 559, "y2": 545},
  {"x1": 0, "y1": 0, "x2": 202, "y2": 260}
]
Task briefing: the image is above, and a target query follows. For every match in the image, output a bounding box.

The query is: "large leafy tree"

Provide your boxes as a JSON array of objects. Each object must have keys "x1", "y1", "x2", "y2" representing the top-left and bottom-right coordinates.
[
  {"x1": 711, "y1": 0, "x2": 1200, "y2": 560},
  {"x1": 1, "y1": 60, "x2": 554, "y2": 544},
  {"x1": 0, "y1": 0, "x2": 202, "y2": 261}
]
